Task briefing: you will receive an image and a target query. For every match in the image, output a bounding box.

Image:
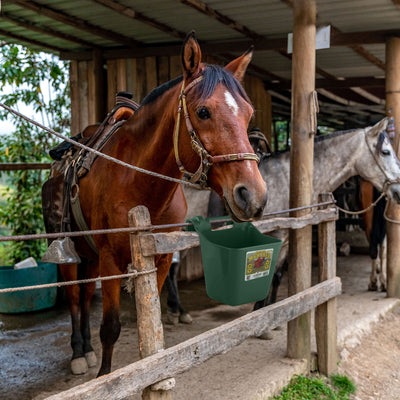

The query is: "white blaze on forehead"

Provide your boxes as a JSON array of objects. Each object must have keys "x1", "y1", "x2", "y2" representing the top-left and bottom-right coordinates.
[{"x1": 224, "y1": 91, "x2": 238, "y2": 116}]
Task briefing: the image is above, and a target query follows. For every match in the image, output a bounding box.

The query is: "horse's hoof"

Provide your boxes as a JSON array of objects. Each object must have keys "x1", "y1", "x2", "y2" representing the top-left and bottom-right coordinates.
[
  {"x1": 380, "y1": 285, "x2": 387, "y2": 292},
  {"x1": 71, "y1": 357, "x2": 88, "y2": 375},
  {"x1": 368, "y1": 282, "x2": 378, "y2": 291},
  {"x1": 179, "y1": 312, "x2": 193, "y2": 324},
  {"x1": 166, "y1": 311, "x2": 180, "y2": 325},
  {"x1": 257, "y1": 331, "x2": 274, "y2": 340},
  {"x1": 85, "y1": 351, "x2": 97, "y2": 368}
]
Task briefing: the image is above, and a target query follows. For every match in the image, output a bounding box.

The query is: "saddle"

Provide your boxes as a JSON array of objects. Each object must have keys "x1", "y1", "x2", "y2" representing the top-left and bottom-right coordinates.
[{"x1": 42, "y1": 92, "x2": 139, "y2": 256}]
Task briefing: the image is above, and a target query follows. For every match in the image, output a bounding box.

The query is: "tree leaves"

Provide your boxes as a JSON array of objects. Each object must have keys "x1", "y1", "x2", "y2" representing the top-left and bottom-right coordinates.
[{"x1": 0, "y1": 43, "x2": 70, "y2": 263}]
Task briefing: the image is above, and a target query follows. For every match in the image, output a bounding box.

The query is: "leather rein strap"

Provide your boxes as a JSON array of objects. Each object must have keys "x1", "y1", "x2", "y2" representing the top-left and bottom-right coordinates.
[{"x1": 173, "y1": 76, "x2": 259, "y2": 189}]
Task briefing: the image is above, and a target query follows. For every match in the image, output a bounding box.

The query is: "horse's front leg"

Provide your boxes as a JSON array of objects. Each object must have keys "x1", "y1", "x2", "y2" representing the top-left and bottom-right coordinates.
[
  {"x1": 80, "y1": 259, "x2": 99, "y2": 369},
  {"x1": 59, "y1": 263, "x2": 89, "y2": 375},
  {"x1": 98, "y1": 274, "x2": 122, "y2": 377}
]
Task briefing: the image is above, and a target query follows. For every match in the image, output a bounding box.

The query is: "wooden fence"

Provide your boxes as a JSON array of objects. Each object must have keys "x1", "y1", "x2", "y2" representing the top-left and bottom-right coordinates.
[{"x1": 46, "y1": 200, "x2": 340, "y2": 400}]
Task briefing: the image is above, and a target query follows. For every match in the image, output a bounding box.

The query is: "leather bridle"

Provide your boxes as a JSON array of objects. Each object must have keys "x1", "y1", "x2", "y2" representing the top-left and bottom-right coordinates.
[
  {"x1": 364, "y1": 129, "x2": 400, "y2": 192},
  {"x1": 173, "y1": 76, "x2": 259, "y2": 189}
]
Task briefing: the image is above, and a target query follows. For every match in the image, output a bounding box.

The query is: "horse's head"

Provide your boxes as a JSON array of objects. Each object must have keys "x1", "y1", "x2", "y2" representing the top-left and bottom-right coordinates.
[
  {"x1": 176, "y1": 32, "x2": 268, "y2": 221},
  {"x1": 357, "y1": 118, "x2": 400, "y2": 203}
]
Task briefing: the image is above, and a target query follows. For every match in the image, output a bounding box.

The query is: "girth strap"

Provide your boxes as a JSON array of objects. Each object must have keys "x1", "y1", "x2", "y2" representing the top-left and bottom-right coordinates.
[{"x1": 70, "y1": 169, "x2": 99, "y2": 255}]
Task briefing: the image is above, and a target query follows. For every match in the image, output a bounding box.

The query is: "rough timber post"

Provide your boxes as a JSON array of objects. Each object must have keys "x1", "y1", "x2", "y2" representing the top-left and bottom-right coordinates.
[
  {"x1": 287, "y1": 0, "x2": 316, "y2": 369},
  {"x1": 315, "y1": 194, "x2": 338, "y2": 375},
  {"x1": 129, "y1": 206, "x2": 173, "y2": 400},
  {"x1": 386, "y1": 36, "x2": 400, "y2": 298}
]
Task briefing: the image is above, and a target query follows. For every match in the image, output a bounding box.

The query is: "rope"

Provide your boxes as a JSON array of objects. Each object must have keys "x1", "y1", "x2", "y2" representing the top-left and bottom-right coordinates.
[
  {"x1": 0, "y1": 268, "x2": 157, "y2": 294},
  {"x1": 335, "y1": 191, "x2": 386, "y2": 216},
  {"x1": 0, "y1": 200, "x2": 336, "y2": 243},
  {"x1": 0, "y1": 200, "x2": 338, "y2": 294},
  {"x1": 0, "y1": 102, "x2": 200, "y2": 189}
]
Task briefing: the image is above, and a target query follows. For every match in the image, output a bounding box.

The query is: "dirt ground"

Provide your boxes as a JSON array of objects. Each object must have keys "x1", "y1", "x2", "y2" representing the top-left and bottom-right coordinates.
[
  {"x1": 1, "y1": 250, "x2": 400, "y2": 399},
  {"x1": 338, "y1": 304, "x2": 400, "y2": 400}
]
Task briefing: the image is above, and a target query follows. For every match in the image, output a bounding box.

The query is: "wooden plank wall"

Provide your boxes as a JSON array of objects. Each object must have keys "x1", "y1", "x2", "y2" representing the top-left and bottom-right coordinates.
[
  {"x1": 70, "y1": 58, "x2": 105, "y2": 135},
  {"x1": 244, "y1": 74, "x2": 272, "y2": 140},
  {"x1": 70, "y1": 56, "x2": 271, "y2": 143}
]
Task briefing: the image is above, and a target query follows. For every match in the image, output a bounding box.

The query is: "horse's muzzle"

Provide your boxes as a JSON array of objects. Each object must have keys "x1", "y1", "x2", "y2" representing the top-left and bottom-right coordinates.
[{"x1": 226, "y1": 183, "x2": 267, "y2": 221}]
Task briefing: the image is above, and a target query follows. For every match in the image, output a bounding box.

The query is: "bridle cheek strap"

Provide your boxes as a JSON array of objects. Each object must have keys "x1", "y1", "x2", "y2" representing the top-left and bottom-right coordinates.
[{"x1": 173, "y1": 77, "x2": 259, "y2": 189}]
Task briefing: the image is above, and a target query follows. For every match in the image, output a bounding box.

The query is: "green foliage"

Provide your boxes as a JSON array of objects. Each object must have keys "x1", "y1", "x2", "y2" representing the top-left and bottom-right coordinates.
[
  {"x1": 271, "y1": 374, "x2": 356, "y2": 400},
  {"x1": 0, "y1": 43, "x2": 70, "y2": 263}
]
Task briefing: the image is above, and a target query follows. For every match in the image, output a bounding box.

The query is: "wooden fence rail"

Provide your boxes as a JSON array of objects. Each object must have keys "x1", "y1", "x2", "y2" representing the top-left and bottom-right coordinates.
[
  {"x1": 46, "y1": 278, "x2": 341, "y2": 400},
  {"x1": 46, "y1": 201, "x2": 339, "y2": 400},
  {"x1": 0, "y1": 163, "x2": 51, "y2": 171}
]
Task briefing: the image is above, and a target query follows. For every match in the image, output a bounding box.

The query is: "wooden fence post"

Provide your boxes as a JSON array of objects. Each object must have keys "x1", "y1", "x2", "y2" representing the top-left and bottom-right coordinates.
[
  {"x1": 129, "y1": 206, "x2": 173, "y2": 400},
  {"x1": 315, "y1": 194, "x2": 339, "y2": 375},
  {"x1": 385, "y1": 36, "x2": 400, "y2": 298},
  {"x1": 287, "y1": 0, "x2": 316, "y2": 368}
]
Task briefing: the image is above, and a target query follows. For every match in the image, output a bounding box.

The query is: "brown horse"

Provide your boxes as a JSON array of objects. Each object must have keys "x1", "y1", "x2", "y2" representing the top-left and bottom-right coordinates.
[{"x1": 49, "y1": 32, "x2": 267, "y2": 377}]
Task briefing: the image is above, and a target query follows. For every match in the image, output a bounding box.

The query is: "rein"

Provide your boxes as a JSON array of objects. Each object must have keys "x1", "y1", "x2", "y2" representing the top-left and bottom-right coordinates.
[{"x1": 173, "y1": 76, "x2": 259, "y2": 188}]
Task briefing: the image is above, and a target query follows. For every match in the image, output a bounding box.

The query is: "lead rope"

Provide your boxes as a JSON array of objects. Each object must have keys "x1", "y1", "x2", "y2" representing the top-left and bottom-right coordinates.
[{"x1": 0, "y1": 102, "x2": 201, "y2": 189}]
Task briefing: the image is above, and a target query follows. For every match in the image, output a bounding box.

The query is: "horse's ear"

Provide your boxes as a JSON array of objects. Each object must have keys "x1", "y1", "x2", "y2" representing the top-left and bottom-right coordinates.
[
  {"x1": 181, "y1": 31, "x2": 202, "y2": 79},
  {"x1": 224, "y1": 46, "x2": 254, "y2": 82},
  {"x1": 369, "y1": 117, "x2": 389, "y2": 136}
]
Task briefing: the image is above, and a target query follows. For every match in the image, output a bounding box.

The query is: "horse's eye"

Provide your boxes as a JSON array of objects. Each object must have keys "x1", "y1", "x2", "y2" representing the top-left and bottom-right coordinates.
[
  {"x1": 197, "y1": 107, "x2": 211, "y2": 120},
  {"x1": 382, "y1": 149, "x2": 391, "y2": 156}
]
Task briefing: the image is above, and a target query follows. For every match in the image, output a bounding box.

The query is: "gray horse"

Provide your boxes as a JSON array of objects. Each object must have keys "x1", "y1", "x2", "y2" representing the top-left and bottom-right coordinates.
[{"x1": 167, "y1": 118, "x2": 400, "y2": 322}]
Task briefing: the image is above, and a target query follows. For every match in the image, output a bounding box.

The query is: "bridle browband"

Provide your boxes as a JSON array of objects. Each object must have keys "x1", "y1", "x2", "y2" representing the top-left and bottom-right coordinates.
[{"x1": 173, "y1": 75, "x2": 259, "y2": 189}]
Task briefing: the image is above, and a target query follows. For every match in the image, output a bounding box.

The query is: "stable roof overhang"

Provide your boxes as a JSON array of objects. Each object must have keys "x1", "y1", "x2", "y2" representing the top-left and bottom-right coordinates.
[{"x1": 1, "y1": 0, "x2": 400, "y2": 128}]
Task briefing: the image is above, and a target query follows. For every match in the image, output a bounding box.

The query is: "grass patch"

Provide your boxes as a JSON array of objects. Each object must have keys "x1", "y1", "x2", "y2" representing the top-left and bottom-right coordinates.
[{"x1": 271, "y1": 374, "x2": 356, "y2": 400}]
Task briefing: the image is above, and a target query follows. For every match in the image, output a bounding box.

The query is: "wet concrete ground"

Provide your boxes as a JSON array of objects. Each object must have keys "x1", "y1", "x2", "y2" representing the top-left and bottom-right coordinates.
[
  {"x1": 0, "y1": 237, "x2": 397, "y2": 399},
  {"x1": 0, "y1": 276, "x2": 222, "y2": 400}
]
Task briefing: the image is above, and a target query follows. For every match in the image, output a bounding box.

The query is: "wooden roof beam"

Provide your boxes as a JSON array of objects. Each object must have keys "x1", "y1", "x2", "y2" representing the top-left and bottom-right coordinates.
[
  {"x1": 178, "y1": 0, "x2": 264, "y2": 41},
  {"x1": 13, "y1": 0, "x2": 143, "y2": 48},
  {"x1": 266, "y1": 76, "x2": 385, "y2": 90},
  {"x1": 1, "y1": 12, "x2": 97, "y2": 50},
  {"x1": 92, "y1": 0, "x2": 186, "y2": 40},
  {"x1": 0, "y1": 28, "x2": 63, "y2": 53}
]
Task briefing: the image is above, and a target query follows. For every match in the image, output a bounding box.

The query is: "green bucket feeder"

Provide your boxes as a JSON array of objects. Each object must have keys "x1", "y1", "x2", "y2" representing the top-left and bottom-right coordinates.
[
  {"x1": 0, "y1": 262, "x2": 57, "y2": 313},
  {"x1": 189, "y1": 216, "x2": 282, "y2": 306}
]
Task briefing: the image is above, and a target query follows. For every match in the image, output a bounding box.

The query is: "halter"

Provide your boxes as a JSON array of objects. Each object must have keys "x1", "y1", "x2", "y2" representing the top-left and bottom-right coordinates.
[
  {"x1": 364, "y1": 128, "x2": 400, "y2": 193},
  {"x1": 173, "y1": 76, "x2": 259, "y2": 189}
]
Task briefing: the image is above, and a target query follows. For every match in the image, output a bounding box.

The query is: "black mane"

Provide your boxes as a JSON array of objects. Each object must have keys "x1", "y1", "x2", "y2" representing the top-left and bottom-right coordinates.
[
  {"x1": 140, "y1": 75, "x2": 183, "y2": 107},
  {"x1": 139, "y1": 64, "x2": 251, "y2": 109},
  {"x1": 191, "y1": 64, "x2": 251, "y2": 106}
]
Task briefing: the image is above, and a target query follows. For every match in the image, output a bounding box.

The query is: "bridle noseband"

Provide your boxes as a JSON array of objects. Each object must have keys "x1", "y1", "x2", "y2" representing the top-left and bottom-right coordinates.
[{"x1": 173, "y1": 76, "x2": 259, "y2": 189}]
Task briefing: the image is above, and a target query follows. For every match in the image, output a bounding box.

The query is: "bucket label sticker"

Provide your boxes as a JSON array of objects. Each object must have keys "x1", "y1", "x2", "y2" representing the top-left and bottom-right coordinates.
[{"x1": 245, "y1": 249, "x2": 273, "y2": 281}]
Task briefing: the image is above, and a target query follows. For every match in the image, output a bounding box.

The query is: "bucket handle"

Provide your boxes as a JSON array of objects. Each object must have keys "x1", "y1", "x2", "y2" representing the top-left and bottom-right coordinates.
[
  {"x1": 189, "y1": 215, "x2": 236, "y2": 234},
  {"x1": 188, "y1": 215, "x2": 211, "y2": 234}
]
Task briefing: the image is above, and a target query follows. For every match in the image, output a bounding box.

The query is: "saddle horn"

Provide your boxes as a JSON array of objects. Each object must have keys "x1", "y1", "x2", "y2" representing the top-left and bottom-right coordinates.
[{"x1": 42, "y1": 237, "x2": 81, "y2": 264}]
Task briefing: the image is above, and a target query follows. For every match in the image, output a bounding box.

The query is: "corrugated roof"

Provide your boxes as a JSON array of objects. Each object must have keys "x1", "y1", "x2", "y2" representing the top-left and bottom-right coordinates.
[{"x1": 1, "y1": 0, "x2": 399, "y2": 127}]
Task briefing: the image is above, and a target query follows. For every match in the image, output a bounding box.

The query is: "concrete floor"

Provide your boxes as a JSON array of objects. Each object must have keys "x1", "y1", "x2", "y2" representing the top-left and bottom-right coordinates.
[{"x1": 0, "y1": 243, "x2": 398, "y2": 399}]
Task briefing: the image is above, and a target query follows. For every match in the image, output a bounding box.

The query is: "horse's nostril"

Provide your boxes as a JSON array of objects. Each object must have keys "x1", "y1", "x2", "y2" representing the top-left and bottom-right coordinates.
[{"x1": 234, "y1": 185, "x2": 251, "y2": 209}]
